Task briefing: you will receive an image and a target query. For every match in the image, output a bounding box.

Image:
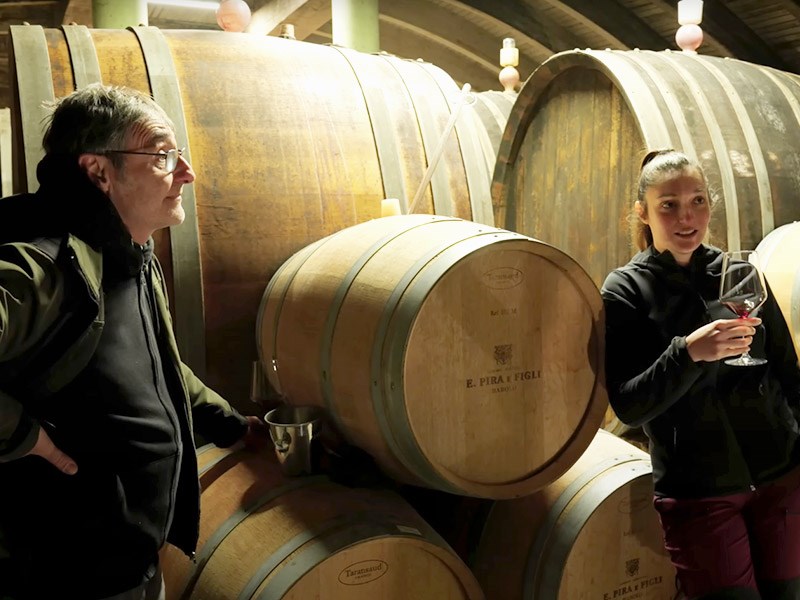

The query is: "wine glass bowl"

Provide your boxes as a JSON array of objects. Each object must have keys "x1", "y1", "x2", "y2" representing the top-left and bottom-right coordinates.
[{"x1": 719, "y1": 250, "x2": 768, "y2": 366}]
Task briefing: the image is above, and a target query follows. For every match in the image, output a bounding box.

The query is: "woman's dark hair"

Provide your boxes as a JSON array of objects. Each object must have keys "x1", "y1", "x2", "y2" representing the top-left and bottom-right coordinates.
[{"x1": 632, "y1": 149, "x2": 708, "y2": 251}]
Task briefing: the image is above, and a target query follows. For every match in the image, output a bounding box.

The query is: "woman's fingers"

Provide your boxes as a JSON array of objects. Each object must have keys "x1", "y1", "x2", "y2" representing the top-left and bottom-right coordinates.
[{"x1": 687, "y1": 318, "x2": 761, "y2": 362}]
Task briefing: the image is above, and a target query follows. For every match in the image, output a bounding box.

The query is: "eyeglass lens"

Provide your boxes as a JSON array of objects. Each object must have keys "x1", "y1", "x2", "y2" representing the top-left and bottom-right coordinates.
[{"x1": 166, "y1": 149, "x2": 179, "y2": 172}]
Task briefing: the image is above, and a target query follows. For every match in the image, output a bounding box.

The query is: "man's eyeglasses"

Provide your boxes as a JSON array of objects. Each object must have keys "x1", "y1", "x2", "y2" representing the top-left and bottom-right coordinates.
[{"x1": 104, "y1": 147, "x2": 186, "y2": 173}]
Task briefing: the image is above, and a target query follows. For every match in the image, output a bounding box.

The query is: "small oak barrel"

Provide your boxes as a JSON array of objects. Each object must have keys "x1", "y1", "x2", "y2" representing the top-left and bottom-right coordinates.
[
  {"x1": 756, "y1": 221, "x2": 800, "y2": 364},
  {"x1": 257, "y1": 215, "x2": 607, "y2": 499},
  {"x1": 159, "y1": 445, "x2": 484, "y2": 600},
  {"x1": 471, "y1": 429, "x2": 676, "y2": 600},
  {"x1": 8, "y1": 24, "x2": 504, "y2": 411},
  {"x1": 493, "y1": 49, "x2": 800, "y2": 289}
]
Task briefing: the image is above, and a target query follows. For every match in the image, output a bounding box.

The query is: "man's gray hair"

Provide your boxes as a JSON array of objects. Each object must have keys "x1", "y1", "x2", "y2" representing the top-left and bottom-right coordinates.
[{"x1": 42, "y1": 83, "x2": 175, "y2": 165}]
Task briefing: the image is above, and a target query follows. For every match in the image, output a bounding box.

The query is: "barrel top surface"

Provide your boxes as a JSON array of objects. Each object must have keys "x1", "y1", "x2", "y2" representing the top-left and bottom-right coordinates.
[{"x1": 399, "y1": 232, "x2": 606, "y2": 491}]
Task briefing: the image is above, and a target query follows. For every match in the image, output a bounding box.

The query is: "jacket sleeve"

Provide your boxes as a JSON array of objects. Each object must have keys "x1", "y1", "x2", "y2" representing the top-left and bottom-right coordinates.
[
  {"x1": 760, "y1": 281, "x2": 800, "y2": 410},
  {"x1": 602, "y1": 270, "x2": 705, "y2": 427},
  {"x1": 181, "y1": 362, "x2": 248, "y2": 448},
  {"x1": 0, "y1": 243, "x2": 64, "y2": 460}
]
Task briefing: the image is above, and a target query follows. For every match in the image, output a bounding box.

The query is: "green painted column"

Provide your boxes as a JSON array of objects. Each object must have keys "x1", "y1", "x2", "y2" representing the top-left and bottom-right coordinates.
[
  {"x1": 332, "y1": 0, "x2": 379, "y2": 53},
  {"x1": 92, "y1": 0, "x2": 148, "y2": 28}
]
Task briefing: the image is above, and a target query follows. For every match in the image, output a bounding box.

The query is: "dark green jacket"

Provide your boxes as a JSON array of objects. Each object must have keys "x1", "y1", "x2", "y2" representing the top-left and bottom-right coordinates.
[{"x1": 0, "y1": 155, "x2": 248, "y2": 581}]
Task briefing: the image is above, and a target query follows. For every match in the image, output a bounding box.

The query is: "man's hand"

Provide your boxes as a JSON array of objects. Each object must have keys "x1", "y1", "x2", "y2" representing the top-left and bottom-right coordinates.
[
  {"x1": 242, "y1": 415, "x2": 269, "y2": 451},
  {"x1": 26, "y1": 426, "x2": 78, "y2": 475},
  {"x1": 686, "y1": 317, "x2": 761, "y2": 363}
]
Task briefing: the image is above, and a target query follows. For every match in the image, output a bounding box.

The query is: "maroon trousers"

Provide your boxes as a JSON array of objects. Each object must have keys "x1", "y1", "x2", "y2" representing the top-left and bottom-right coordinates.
[{"x1": 654, "y1": 467, "x2": 800, "y2": 599}]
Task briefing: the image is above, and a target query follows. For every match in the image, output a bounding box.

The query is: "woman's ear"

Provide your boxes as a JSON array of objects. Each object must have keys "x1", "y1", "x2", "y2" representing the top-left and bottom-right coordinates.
[
  {"x1": 634, "y1": 200, "x2": 647, "y2": 224},
  {"x1": 77, "y1": 153, "x2": 111, "y2": 194}
]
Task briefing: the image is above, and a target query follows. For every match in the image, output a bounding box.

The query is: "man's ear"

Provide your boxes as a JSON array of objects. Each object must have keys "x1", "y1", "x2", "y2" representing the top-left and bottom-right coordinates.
[{"x1": 78, "y1": 153, "x2": 111, "y2": 193}]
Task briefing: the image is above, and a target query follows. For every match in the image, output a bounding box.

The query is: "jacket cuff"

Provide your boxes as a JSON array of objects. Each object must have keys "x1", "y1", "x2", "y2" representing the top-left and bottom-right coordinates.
[
  {"x1": 195, "y1": 406, "x2": 248, "y2": 449},
  {"x1": 211, "y1": 413, "x2": 248, "y2": 448},
  {"x1": 672, "y1": 336, "x2": 703, "y2": 373},
  {"x1": 0, "y1": 417, "x2": 40, "y2": 462}
]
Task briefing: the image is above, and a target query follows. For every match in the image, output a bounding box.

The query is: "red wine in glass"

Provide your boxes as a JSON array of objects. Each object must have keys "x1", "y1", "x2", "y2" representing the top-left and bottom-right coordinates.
[
  {"x1": 719, "y1": 250, "x2": 768, "y2": 366},
  {"x1": 721, "y1": 296, "x2": 759, "y2": 318}
]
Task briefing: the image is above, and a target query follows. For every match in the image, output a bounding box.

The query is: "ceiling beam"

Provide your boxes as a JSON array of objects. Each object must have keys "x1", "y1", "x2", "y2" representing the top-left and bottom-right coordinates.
[
  {"x1": 384, "y1": 0, "x2": 545, "y2": 79},
  {"x1": 64, "y1": 0, "x2": 91, "y2": 25},
  {"x1": 771, "y1": 0, "x2": 800, "y2": 21},
  {"x1": 606, "y1": 0, "x2": 730, "y2": 57},
  {"x1": 427, "y1": 0, "x2": 552, "y2": 64},
  {"x1": 247, "y1": 0, "x2": 331, "y2": 38},
  {"x1": 0, "y1": 1, "x2": 61, "y2": 6},
  {"x1": 687, "y1": 0, "x2": 793, "y2": 71},
  {"x1": 312, "y1": 16, "x2": 501, "y2": 91},
  {"x1": 545, "y1": 0, "x2": 665, "y2": 50},
  {"x1": 380, "y1": 15, "x2": 498, "y2": 81},
  {"x1": 456, "y1": 0, "x2": 585, "y2": 53},
  {"x1": 0, "y1": 0, "x2": 65, "y2": 28}
]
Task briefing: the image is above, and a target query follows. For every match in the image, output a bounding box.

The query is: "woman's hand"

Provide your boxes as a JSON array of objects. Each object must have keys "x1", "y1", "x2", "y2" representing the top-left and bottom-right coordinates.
[{"x1": 685, "y1": 317, "x2": 761, "y2": 362}]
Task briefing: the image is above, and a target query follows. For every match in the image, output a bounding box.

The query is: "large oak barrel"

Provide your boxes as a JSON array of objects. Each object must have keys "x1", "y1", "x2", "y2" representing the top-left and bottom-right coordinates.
[
  {"x1": 159, "y1": 444, "x2": 484, "y2": 599},
  {"x1": 471, "y1": 90, "x2": 517, "y2": 158},
  {"x1": 257, "y1": 214, "x2": 607, "y2": 498},
  {"x1": 756, "y1": 221, "x2": 800, "y2": 363},
  {"x1": 493, "y1": 49, "x2": 800, "y2": 289},
  {"x1": 8, "y1": 24, "x2": 505, "y2": 411},
  {"x1": 471, "y1": 429, "x2": 676, "y2": 599}
]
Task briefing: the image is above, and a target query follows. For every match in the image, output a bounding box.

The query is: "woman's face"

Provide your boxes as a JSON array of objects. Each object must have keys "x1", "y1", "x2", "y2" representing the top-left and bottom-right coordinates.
[{"x1": 638, "y1": 168, "x2": 710, "y2": 266}]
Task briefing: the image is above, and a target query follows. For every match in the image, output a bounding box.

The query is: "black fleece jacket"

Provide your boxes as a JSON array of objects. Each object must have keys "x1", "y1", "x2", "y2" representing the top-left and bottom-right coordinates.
[{"x1": 602, "y1": 245, "x2": 800, "y2": 498}]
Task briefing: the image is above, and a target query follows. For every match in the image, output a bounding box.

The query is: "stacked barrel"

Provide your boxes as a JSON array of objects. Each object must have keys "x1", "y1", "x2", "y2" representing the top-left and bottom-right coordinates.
[
  {"x1": 8, "y1": 24, "x2": 504, "y2": 410},
  {"x1": 492, "y1": 48, "x2": 800, "y2": 287},
  {"x1": 251, "y1": 48, "x2": 800, "y2": 599}
]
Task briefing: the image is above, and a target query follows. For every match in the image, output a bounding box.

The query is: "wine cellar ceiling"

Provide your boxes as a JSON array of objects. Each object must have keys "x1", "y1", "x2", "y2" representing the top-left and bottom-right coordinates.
[{"x1": 1, "y1": 0, "x2": 798, "y2": 106}]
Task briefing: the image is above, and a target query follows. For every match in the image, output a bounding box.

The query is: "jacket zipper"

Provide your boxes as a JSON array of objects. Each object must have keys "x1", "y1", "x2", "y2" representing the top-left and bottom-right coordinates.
[{"x1": 139, "y1": 261, "x2": 183, "y2": 545}]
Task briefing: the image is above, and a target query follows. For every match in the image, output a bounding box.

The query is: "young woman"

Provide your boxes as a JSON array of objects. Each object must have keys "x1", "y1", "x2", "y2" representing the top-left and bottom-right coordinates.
[{"x1": 602, "y1": 149, "x2": 800, "y2": 600}]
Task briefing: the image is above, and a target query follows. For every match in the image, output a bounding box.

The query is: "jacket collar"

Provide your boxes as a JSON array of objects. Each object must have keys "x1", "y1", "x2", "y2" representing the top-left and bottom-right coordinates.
[
  {"x1": 0, "y1": 154, "x2": 152, "y2": 281},
  {"x1": 632, "y1": 244, "x2": 721, "y2": 276}
]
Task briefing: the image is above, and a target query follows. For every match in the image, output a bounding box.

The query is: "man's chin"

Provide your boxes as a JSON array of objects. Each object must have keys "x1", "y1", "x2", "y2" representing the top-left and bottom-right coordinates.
[{"x1": 170, "y1": 206, "x2": 186, "y2": 225}]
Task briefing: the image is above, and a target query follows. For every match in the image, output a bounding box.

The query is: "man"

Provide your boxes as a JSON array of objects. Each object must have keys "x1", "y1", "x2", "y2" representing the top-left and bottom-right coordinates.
[{"x1": 0, "y1": 84, "x2": 265, "y2": 599}]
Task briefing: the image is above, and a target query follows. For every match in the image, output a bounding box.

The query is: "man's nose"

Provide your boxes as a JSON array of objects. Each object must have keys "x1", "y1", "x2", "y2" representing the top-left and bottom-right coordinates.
[{"x1": 174, "y1": 155, "x2": 196, "y2": 183}]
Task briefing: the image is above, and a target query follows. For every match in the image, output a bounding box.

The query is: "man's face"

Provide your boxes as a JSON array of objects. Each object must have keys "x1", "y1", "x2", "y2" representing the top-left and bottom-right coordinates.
[{"x1": 102, "y1": 118, "x2": 195, "y2": 244}]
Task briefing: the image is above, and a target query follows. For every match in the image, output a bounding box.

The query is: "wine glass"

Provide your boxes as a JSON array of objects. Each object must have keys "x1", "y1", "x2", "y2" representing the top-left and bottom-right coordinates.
[{"x1": 719, "y1": 250, "x2": 768, "y2": 366}]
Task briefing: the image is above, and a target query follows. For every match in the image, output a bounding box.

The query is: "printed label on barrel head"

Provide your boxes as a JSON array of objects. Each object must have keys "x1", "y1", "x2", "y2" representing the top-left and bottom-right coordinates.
[
  {"x1": 602, "y1": 572, "x2": 665, "y2": 600},
  {"x1": 464, "y1": 343, "x2": 541, "y2": 394},
  {"x1": 482, "y1": 267, "x2": 523, "y2": 289},
  {"x1": 338, "y1": 560, "x2": 389, "y2": 586},
  {"x1": 490, "y1": 306, "x2": 518, "y2": 317},
  {"x1": 465, "y1": 370, "x2": 541, "y2": 390},
  {"x1": 617, "y1": 495, "x2": 651, "y2": 515}
]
